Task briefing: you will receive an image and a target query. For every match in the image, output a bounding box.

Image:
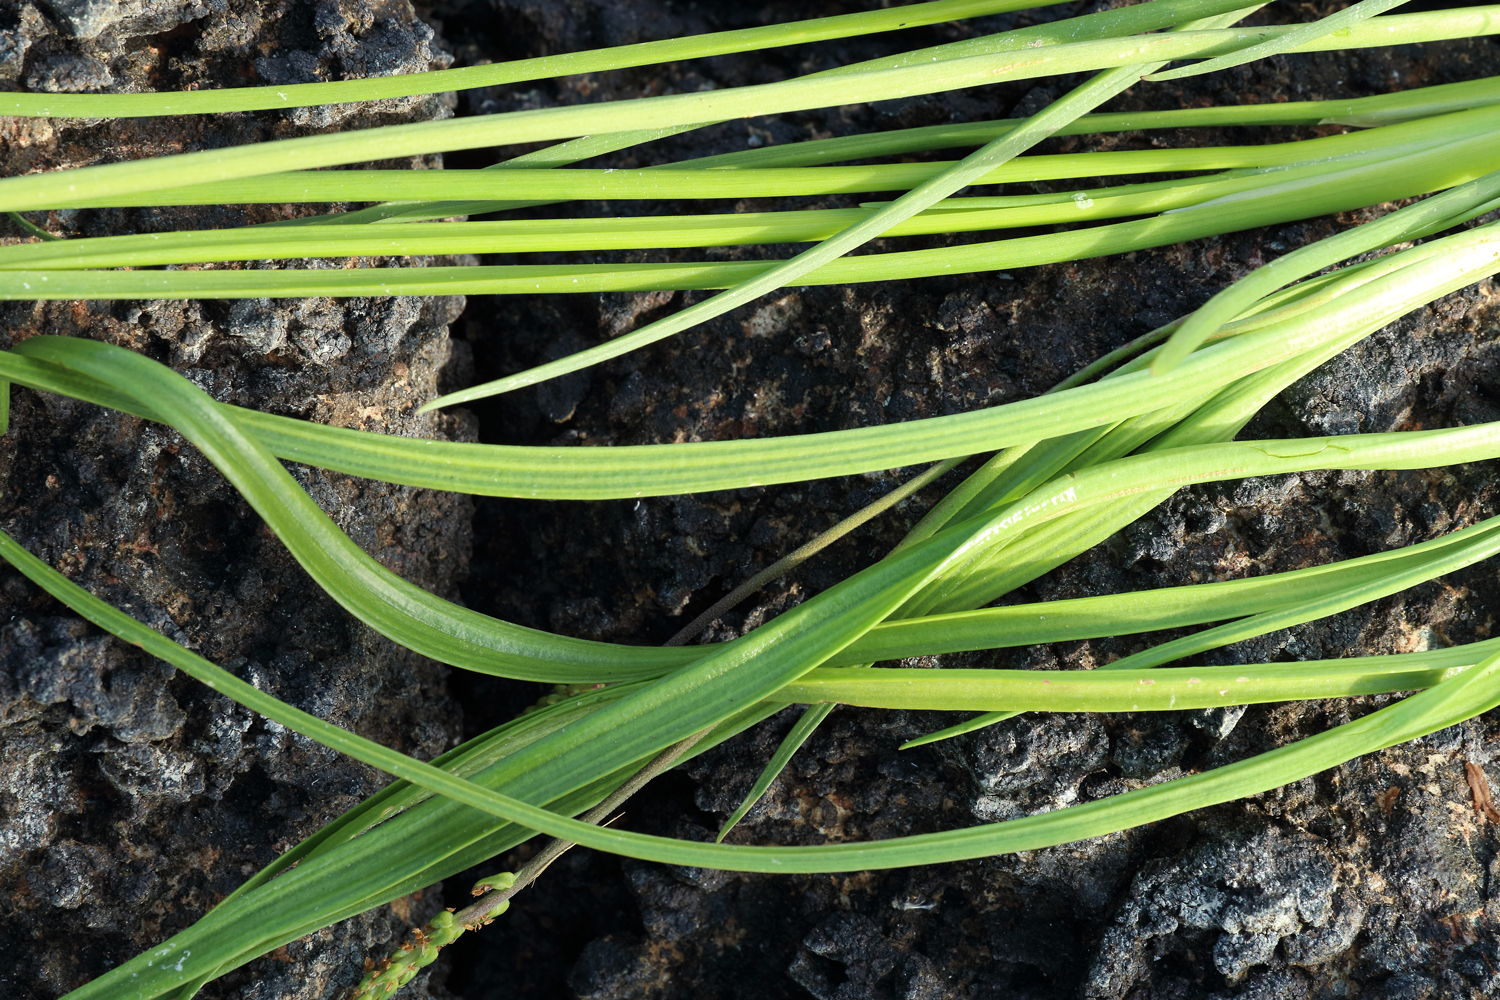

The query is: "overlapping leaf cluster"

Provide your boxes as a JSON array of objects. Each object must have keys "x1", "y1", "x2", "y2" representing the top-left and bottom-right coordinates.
[{"x1": 3, "y1": 1, "x2": 1500, "y2": 997}]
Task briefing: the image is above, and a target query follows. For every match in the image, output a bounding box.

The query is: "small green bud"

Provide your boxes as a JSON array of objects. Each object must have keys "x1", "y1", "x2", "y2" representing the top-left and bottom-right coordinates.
[
  {"x1": 427, "y1": 924, "x2": 464, "y2": 947},
  {"x1": 470, "y1": 871, "x2": 517, "y2": 895},
  {"x1": 352, "y1": 903, "x2": 484, "y2": 999}
]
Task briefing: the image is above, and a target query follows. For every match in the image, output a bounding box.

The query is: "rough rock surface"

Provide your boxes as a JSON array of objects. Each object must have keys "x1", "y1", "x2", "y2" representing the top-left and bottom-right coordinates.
[
  {"x1": 429, "y1": 3, "x2": 1500, "y2": 1000},
  {"x1": 0, "y1": 2, "x2": 470, "y2": 999},
  {"x1": 7, "y1": 1, "x2": 1500, "y2": 1000}
]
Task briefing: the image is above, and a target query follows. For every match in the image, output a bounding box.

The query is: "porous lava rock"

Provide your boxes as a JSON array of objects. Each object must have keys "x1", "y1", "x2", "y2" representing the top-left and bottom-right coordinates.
[
  {"x1": 431, "y1": 2, "x2": 1500, "y2": 1000},
  {"x1": 0, "y1": 2, "x2": 469, "y2": 998},
  {"x1": 7, "y1": 1, "x2": 1500, "y2": 999}
]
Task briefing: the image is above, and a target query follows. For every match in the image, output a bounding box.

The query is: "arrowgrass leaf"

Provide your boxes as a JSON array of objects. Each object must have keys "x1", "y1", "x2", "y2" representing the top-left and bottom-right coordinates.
[
  {"x1": 5, "y1": 109, "x2": 1497, "y2": 317},
  {"x1": 8, "y1": 518, "x2": 1499, "y2": 906},
  {"x1": 5, "y1": 218, "x2": 1497, "y2": 508},
  {"x1": 416, "y1": 36, "x2": 1228, "y2": 408},
  {"x1": 1148, "y1": 0, "x2": 1411, "y2": 82},
  {"x1": 35, "y1": 111, "x2": 1471, "y2": 212},
  {"x1": 0, "y1": 0, "x2": 1051, "y2": 117},
  {"x1": 10, "y1": 8, "x2": 1500, "y2": 996},
  {"x1": 0, "y1": 8, "x2": 1490, "y2": 213},
  {"x1": 780, "y1": 643, "x2": 1500, "y2": 713},
  {"x1": 1155, "y1": 167, "x2": 1500, "y2": 371},
  {"x1": 716, "y1": 703, "x2": 838, "y2": 842}
]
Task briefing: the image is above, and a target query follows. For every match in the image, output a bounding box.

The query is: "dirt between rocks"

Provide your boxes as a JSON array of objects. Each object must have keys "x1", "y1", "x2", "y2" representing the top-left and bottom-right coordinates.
[{"x1": 2, "y1": 1, "x2": 1500, "y2": 999}]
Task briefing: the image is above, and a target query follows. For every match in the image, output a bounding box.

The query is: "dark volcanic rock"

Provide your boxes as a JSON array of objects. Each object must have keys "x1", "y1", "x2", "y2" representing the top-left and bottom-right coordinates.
[
  {"x1": 430, "y1": 3, "x2": 1500, "y2": 1000},
  {"x1": 0, "y1": 2, "x2": 468, "y2": 999},
  {"x1": 8, "y1": 1, "x2": 1500, "y2": 1000}
]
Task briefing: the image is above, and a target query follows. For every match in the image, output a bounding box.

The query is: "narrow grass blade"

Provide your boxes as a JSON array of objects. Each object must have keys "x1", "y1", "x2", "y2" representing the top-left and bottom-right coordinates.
[
  {"x1": 877, "y1": 509, "x2": 1500, "y2": 666},
  {"x1": 318, "y1": 0, "x2": 1279, "y2": 224},
  {"x1": 667, "y1": 459, "x2": 961, "y2": 647},
  {"x1": 695, "y1": 76, "x2": 1500, "y2": 171},
  {"x1": 418, "y1": 9, "x2": 1265, "y2": 411},
  {"x1": 0, "y1": 250, "x2": 1401, "y2": 498},
  {"x1": 5, "y1": 110, "x2": 1497, "y2": 306},
  {"x1": 8, "y1": 337, "x2": 703, "y2": 682},
  {"x1": 1154, "y1": 167, "x2": 1500, "y2": 372},
  {"x1": 0, "y1": 8, "x2": 1492, "y2": 213},
  {"x1": 6, "y1": 211, "x2": 60, "y2": 240},
  {"x1": 19, "y1": 57, "x2": 1483, "y2": 213},
  {"x1": 2, "y1": 166, "x2": 1430, "y2": 270},
  {"x1": 716, "y1": 703, "x2": 837, "y2": 841},
  {"x1": 1098, "y1": 527, "x2": 1500, "y2": 673},
  {"x1": 1, "y1": 0, "x2": 1046, "y2": 118},
  {"x1": 35, "y1": 525, "x2": 1500, "y2": 1000},
  {"x1": 17, "y1": 516, "x2": 1498, "y2": 894},
  {"x1": 7, "y1": 223, "x2": 1497, "y2": 503},
  {"x1": 784, "y1": 641, "x2": 1500, "y2": 712},
  {"x1": 1148, "y1": 0, "x2": 1411, "y2": 82},
  {"x1": 274, "y1": 123, "x2": 714, "y2": 227},
  {"x1": 31, "y1": 283, "x2": 1495, "y2": 673}
]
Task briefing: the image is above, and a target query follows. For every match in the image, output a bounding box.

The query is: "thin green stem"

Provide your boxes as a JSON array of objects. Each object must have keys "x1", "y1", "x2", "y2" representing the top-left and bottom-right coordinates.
[
  {"x1": 0, "y1": 9, "x2": 1490, "y2": 212},
  {"x1": 1149, "y1": 0, "x2": 1411, "y2": 82},
  {"x1": 665, "y1": 459, "x2": 962, "y2": 647},
  {"x1": 1, "y1": 0, "x2": 1048, "y2": 118}
]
